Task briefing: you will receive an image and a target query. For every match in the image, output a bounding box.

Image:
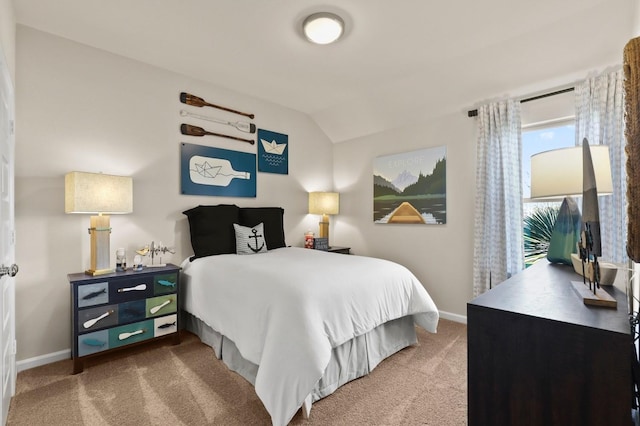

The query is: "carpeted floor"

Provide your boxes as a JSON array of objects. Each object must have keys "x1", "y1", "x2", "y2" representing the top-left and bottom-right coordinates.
[{"x1": 7, "y1": 319, "x2": 467, "y2": 425}]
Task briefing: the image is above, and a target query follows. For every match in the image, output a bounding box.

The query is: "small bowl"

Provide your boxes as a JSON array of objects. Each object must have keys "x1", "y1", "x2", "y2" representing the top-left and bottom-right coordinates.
[{"x1": 570, "y1": 253, "x2": 618, "y2": 286}]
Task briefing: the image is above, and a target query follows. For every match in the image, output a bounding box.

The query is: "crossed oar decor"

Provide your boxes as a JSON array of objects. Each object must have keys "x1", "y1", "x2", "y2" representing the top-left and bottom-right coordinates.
[{"x1": 179, "y1": 92, "x2": 255, "y2": 145}]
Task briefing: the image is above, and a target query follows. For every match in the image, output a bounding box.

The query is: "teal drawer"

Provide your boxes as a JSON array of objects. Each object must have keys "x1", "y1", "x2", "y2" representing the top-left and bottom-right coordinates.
[
  {"x1": 78, "y1": 330, "x2": 109, "y2": 356},
  {"x1": 109, "y1": 320, "x2": 154, "y2": 348}
]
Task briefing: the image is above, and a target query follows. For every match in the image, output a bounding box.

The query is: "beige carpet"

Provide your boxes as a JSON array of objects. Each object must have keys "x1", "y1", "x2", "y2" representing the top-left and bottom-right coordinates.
[{"x1": 7, "y1": 319, "x2": 467, "y2": 425}]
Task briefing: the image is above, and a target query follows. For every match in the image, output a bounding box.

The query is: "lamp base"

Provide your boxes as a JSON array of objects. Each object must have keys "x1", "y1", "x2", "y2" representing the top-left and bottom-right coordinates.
[
  {"x1": 85, "y1": 267, "x2": 115, "y2": 277},
  {"x1": 547, "y1": 197, "x2": 581, "y2": 265},
  {"x1": 318, "y1": 214, "x2": 330, "y2": 239},
  {"x1": 88, "y1": 214, "x2": 112, "y2": 275}
]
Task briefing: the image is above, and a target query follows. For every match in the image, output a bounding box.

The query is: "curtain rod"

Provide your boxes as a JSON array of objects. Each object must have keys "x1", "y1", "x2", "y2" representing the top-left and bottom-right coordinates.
[{"x1": 467, "y1": 87, "x2": 575, "y2": 118}]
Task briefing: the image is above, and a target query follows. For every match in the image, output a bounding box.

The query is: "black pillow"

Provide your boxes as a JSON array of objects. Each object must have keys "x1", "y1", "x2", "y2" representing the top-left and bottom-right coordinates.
[
  {"x1": 239, "y1": 207, "x2": 286, "y2": 249},
  {"x1": 182, "y1": 204, "x2": 240, "y2": 259}
]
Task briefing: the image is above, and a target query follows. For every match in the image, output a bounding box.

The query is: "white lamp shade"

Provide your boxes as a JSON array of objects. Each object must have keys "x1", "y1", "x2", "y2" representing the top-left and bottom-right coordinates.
[
  {"x1": 65, "y1": 171, "x2": 133, "y2": 214},
  {"x1": 530, "y1": 145, "x2": 613, "y2": 199},
  {"x1": 303, "y1": 12, "x2": 344, "y2": 44},
  {"x1": 308, "y1": 192, "x2": 340, "y2": 215}
]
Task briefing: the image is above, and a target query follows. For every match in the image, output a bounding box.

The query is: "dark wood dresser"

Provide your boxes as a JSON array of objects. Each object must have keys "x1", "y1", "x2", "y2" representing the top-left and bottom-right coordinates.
[{"x1": 467, "y1": 259, "x2": 632, "y2": 426}]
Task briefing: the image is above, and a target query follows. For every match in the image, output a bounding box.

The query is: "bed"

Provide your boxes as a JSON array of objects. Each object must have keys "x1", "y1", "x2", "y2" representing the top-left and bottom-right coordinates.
[{"x1": 180, "y1": 205, "x2": 439, "y2": 425}]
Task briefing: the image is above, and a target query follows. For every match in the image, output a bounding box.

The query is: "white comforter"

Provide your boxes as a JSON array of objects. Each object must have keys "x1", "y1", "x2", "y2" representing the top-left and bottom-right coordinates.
[{"x1": 181, "y1": 247, "x2": 439, "y2": 426}]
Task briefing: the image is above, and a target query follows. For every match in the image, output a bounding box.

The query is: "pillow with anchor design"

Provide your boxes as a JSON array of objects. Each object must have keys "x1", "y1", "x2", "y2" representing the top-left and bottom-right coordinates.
[{"x1": 233, "y1": 223, "x2": 269, "y2": 255}]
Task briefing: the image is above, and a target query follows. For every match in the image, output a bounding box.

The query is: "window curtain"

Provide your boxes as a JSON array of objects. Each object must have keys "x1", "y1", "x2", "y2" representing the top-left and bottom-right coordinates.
[
  {"x1": 473, "y1": 99, "x2": 524, "y2": 297},
  {"x1": 574, "y1": 68, "x2": 627, "y2": 264}
]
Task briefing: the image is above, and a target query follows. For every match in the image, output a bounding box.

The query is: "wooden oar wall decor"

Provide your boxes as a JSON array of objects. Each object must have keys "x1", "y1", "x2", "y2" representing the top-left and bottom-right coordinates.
[
  {"x1": 180, "y1": 92, "x2": 255, "y2": 119},
  {"x1": 179, "y1": 91, "x2": 256, "y2": 145},
  {"x1": 180, "y1": 123, "x2": 255, "y2": 145}
]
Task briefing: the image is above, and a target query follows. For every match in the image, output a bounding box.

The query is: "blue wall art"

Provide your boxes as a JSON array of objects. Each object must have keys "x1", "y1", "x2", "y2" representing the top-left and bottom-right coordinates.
[
  {"x1": 373, "y1": 146, "x2": 446, "y2": 224},
  {"x1": 257, "y1": 129, "x2": 288, "y2": 174},
  {"x1": 181, "y1": 142, "x2": 256, "y2": 197}
]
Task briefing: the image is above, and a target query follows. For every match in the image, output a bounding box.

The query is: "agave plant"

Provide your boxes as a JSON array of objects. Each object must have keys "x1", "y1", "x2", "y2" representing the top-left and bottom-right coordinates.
[{"x1": 523, "y1": 206, "x2": 559, "y2": 267}]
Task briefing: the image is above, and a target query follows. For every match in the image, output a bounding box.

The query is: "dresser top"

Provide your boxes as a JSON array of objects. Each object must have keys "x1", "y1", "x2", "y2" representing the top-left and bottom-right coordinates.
[
  {"x1": 68, "y1": 263, "x2": 181, "y2": 284},
  {"x1": 468, "y1": 259, "x2": 630, "y2": 335}
]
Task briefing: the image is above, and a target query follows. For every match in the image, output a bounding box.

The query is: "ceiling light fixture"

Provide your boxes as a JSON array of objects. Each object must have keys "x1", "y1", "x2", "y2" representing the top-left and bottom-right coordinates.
[{"x1": 302, "y1": 12, "x2": 345, "y2": 45}]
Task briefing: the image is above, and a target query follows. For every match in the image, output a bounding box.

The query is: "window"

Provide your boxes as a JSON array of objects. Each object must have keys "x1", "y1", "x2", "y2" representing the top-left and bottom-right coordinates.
[
  {"x1": 522, "y1": 123, "x2": 575, "y2": 266},
  {"x1": 520, "y1": 90, "x2": 576, "y2": 266}
]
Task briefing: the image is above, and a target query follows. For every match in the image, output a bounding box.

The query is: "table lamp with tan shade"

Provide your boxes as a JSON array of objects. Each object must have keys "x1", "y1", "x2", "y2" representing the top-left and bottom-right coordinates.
[
  {"x1": 65, "y1": 171, "x2": 133, "y2": 276},
  {"x1": 308, "y1": 192, "x2": 339, "y2": 244}
]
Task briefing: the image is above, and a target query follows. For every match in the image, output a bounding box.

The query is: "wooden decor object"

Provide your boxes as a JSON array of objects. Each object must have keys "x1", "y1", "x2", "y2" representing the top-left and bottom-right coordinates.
[
  {"x1": 180, "y1": 123, "x2": 255, "y2": 145},
  {"x1": 570, "y1": 281, "x2": 617, "y2": 308},
  {"x1": 624, "y1": 37, "x2": 640, "y2": 262},
  {"x1": 180, "y1": 92, "x2": 255, "y2": 119}
]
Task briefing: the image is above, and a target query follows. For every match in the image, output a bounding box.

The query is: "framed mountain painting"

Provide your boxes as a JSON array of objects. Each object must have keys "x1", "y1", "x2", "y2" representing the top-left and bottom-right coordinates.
[{"x1": 373, "y1": 146, "x2": 446, "y2": 224}]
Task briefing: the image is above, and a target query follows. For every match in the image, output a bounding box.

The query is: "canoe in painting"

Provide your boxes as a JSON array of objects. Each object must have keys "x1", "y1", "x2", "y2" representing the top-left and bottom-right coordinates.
[{"x1": 387, "y1": 201, "x2": 426, "y2": 224}]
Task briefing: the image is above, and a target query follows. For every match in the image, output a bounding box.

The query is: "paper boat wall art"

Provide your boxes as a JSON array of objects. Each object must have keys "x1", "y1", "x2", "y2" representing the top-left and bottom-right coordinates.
[
  {"x1": 258, "y1": 129, "x2": 289, "y2": 174},
  {"x1": 260, "y1": 139, "x2": 287, "y2": 155}
]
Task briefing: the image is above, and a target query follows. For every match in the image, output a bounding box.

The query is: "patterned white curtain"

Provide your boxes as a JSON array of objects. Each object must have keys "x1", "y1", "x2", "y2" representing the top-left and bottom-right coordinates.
[
  {"x1": 473, "y1": 99, "x2": 524, "y2": 297},
  {"x1": 575, "y1": 68, "x2": 627, "y2": 263}
]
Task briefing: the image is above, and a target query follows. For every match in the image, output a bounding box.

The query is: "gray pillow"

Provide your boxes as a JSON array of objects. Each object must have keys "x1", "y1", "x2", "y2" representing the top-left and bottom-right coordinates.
[{"x1": 233, "y1": 223, "x2": 268, "y2": 255}]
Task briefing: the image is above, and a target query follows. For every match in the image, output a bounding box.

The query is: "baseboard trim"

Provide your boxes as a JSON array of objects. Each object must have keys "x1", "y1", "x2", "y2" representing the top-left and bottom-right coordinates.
[
  {"x1": 16, "y1": 311, "x2": 466, "y2": 372},
  {"x1": 17, "y1": 349, "x2": 70, "y2": 373},
  {"x1": 439, "y1": 310, "x2": 467, "y2": 324}
]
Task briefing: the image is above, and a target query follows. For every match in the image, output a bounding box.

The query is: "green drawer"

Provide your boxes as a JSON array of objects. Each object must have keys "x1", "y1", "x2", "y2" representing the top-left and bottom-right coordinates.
[
  {"x1": 153, "y1": 273, "x2": 178, "y2": 295},
  {"x1": 145, "y1": 294, "x2": 177, "y2": 318}
]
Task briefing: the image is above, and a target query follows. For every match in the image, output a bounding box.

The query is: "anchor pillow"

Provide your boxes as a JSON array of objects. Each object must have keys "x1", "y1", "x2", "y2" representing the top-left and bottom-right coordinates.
[{"x1": 234, "y1": 223, "x2": 268, "y2": 255}]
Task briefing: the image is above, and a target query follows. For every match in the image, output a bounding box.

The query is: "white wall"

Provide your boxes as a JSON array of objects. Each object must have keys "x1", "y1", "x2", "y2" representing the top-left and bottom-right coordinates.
[
  {"x1": 15, "y1": 26, "x2": 335, "y2": 361},
  {"x1": 332, "y1": 112, "x2": 476, "y2": 317}
]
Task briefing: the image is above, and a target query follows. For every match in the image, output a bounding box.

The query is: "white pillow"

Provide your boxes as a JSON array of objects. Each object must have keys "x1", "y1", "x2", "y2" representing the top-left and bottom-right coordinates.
[{"x1": 233, "y1": 223, "x2": 268, "y2": 255}]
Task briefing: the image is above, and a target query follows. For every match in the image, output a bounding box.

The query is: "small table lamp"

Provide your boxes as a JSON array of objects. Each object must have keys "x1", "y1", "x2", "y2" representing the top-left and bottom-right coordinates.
[
  {"x1": 65, "y1": 172, "x2": 133, "y2": 276},
  {"x1": 308, "y1": 192, "x2": 339, "y2": 242},
  {"x1": 530, "y1": 145, "x2": 612, "y2": 265}
]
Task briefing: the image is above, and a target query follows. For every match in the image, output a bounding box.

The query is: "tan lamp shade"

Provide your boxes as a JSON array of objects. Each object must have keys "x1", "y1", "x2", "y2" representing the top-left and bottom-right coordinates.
[
  {"x1": 65, "y1": 172, "x2": 133, "y2": 276},
  {"x1": 530, "y1": 145, "x2": 613, "y2": 199},
  {"x1": 308, "y1": 192, "x2": 339, "y2": 215},
  {"x1": 308, "y1": 192, "x2": 339, "y2": 240},
  {"x1": 65, "y1": 172, "x2": 133, "y2": 214}
]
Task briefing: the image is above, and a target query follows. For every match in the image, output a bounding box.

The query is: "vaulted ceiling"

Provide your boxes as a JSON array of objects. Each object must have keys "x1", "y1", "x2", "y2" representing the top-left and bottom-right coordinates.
[{"x1": 13, "y1": 0, "x2": 635, "y2": 142}]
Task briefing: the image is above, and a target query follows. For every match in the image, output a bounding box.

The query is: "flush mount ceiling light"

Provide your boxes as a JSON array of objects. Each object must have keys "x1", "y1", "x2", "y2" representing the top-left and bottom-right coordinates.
[{"x1": 302, "y1": 12, "x2": 345, "y2": 45}]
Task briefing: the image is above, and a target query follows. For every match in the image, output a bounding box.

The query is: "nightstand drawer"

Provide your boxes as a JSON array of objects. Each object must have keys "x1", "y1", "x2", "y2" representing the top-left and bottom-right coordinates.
[
  {"x1": 146, "y1": 294, "x2": 177, "y2": 317},
  {"x1": 109, "y1": 277, "x2": 155, "y2": 304},
  {"x1": 153, "y1": 272, "x2": 178, "y2": 295},
  {"x1": 78, "y1": 330, "x2": 109, "y2": 356},
  {"x1": 77, "y1": 282, "x2": 109, "y2": 308},
  {"x1": 118, "y1": 300, "x2": 146, "y2": 323},
  {"x1": 109, "y1": 320, "x2": 154, "y2": 349},
  {"x1": 154, "y1": 314, "x2": 177, "y2": 337},
  {"x1": 77, "y1": 304, "x2": 118, "y2": 332}
]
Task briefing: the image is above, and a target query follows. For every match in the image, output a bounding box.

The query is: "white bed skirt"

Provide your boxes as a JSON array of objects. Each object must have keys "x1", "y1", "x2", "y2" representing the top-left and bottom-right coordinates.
[{"x1": 182, "y1": 311, "x2": 417, "y2": 404}]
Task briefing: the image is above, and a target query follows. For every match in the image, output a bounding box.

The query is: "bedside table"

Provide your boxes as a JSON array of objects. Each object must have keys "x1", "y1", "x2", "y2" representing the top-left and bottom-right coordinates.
[
  {"x1": 327, "y1": 246, "x2": 351, "y2": 254},
  {"x1": 68, "y1": 264, "x2": 181, "y2": 374}
]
